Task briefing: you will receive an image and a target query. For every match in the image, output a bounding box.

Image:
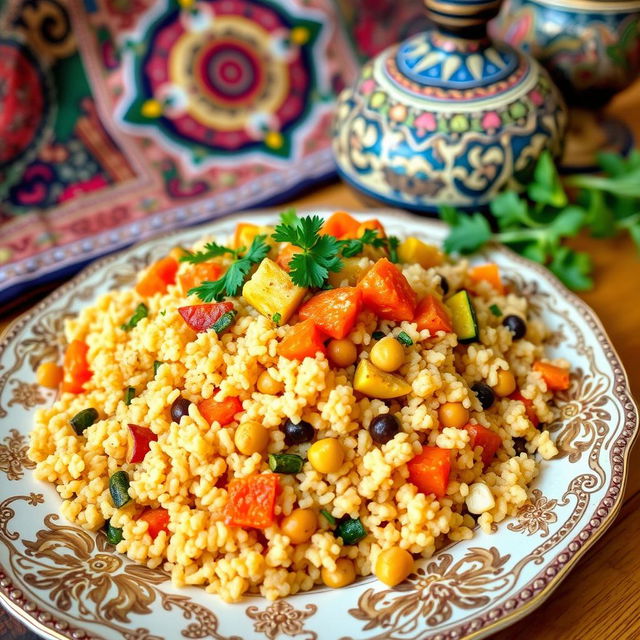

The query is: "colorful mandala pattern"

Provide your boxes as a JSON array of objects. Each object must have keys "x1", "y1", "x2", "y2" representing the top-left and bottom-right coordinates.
[{"x1": 121, "y1": 0, "x2": 325, "y2": 163}]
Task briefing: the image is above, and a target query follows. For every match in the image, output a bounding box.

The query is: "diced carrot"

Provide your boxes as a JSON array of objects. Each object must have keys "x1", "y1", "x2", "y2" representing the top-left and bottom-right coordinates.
[
  {"x1": 464, "y1": 423, "x2": 503, "y2": 466},
  {"x1": 233, "y1": 222, "x2": 260, "y2": 249},
  {"x1": 138, "y1": 508, "x2": 170, "y2": 539},
  {"x1": 275, "y1": 242, "x2": 302, "y2": 273},
  {"x1": 198, "y1": 395, "x2": 243, "y2": 426},
  {"x1": 178, "y1": 301, "x2": 234, "y2": 332},
  {"x1": 407, "y1": 447, "x2": 451, "y2": 499},
  {"x1": 468, "y1": 263, "x2": 504, "y2": 295},
  {"x1": 61, "y1": 340, "x2": 92, "y2": 394},
  {"x1": 509, "y1": 390, "x2": 540, "y2": 427},
  {"x1": 321, "y1": 211, "x2": 361, "y2": 239},
  {"x1": 533, "y1": 361, "x2": 570, "y2": 391},
  {"x1": 178, "y1": 262, "x2": 223, "y2": 295},
  {"x1": 127, "y1": 424, "x2": 158, "y2": 463},
  {"x1": 135, "y1": 257, "x2": 179, "y2": 297},
  {"x1": 358, "y1": 258, "x2": 417, "y2": 322},
  {"x1": 414, "y1": 294, "x2": 453, "y2": 334},
  {"x1": 356, "y1": 218, "x2": 386, "y2": 238},
  {"x1": 298, "y1": 287, "x2": 362, "y2": 340},
  {"x1": 277, "y1": 319, "x2": 327, "y2": 360},
  {"x1": 225, "y1": 473, "x2": 279, "y2": 529}
]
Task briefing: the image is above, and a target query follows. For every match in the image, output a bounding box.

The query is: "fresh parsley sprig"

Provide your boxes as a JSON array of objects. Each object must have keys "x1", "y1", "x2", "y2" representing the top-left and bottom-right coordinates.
[
  {"x1": 180, "y1": 241, "x2": 239, "y2": 264},
  {"x1": 272, "y1": 215, "x2": 343, "y2": 288},
  {"x1": 188, "y1": 234, "x2": 269, "y2": 301},
  {"x1": 439, "y1": 150, "x2": 640, "y2": 291}
]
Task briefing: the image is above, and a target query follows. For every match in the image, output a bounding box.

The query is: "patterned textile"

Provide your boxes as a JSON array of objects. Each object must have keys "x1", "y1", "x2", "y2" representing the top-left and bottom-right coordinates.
[{"x1": 0, "y1": 0, "x2": 426, "y2": 305}]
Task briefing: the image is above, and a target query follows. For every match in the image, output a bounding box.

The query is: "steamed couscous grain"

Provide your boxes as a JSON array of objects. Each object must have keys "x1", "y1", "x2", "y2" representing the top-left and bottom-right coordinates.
[{"x1": 29, "y1": 212, "x2": 566, "y2": 602}]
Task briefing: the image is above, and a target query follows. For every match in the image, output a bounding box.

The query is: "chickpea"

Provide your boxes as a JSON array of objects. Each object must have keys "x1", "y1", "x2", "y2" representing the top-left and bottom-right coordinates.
[
  {"x1": 321, "y1": 558, "x2": 356, "y2": 588},
  {"x1": 493, "y1": 369, "x2": 516, "y2": 397},
  {"x1": 370, "y1": 336, "x2": 405, "y2": 372},
  {"x1": 36, "y1": 361, "x2": 63, "y2": 389},
  {"x1": 280, "y1": 508, "x2": 317, "y2": 544},
  {"x1": 257, "y1": 370, "x2": 284, "y2": 395},
  {"x1": 234, "y1": 421, "x2": 269, "y2": 455},
  {"x1": 307, "y1": 438, "x2": 344, "y2": 474},
  {"x1": 327, "y1": 339, "x2": 358, "y2": 368},
  {"x1": 438, "y1": 402, "x2": 470, "y2": 428},
  {"x1": 374, "y1": 546, "x2": 414, "y2": 587}
]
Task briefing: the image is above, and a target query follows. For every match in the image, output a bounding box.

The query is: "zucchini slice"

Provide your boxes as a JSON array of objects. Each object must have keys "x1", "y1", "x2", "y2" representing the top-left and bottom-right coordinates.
[{"x1": 446, "y1": 290, "x2": 479, "y2": 344}]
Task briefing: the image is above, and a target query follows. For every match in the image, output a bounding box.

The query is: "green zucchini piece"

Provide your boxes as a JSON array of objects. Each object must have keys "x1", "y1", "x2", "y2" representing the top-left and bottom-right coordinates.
[
  {"x1": 105, "y1": 521, "x2": 123, "y2": 545},
  {"x1": 212, "y1": 310, "x2": 237, "y2": 335},
  {"x1": 335, "y1": 517, "x2": 366, "y2": 545},
  {"x1": 446, "y1": 290, "x2": 479, "y2": 344},
  {"x1": 396, "y1": 331, "x2": 413, "y2": 346},
  {"x1": 268, "y1": 453, "x2": 304, "y2": 474},
  {"x1": 109, "y1": 470, "x2": 131, "y2": 508},
  {"x1": 70, "y1": 408, "x2": 99, "y2": 435},
  {"x1": 372, "y1": 331, "x2": 385, "y2": 340}
]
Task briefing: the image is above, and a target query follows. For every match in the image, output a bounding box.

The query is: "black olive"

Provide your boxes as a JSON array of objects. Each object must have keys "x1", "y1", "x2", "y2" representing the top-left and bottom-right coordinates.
[
  {"x1": 283, "y1": 418, "x2": 314, "y2": 446},
  {"x1": 171, "y1": 396, "x2": 191, "y2": 423},
  {"x1": 369, "y1": 414, "x2": 400, "y2": 444},
  {"x1": 502, "y1": 315, "x2": 527, "y2": 340},
  {"x1": 471, "y1": 382, "x2": 495, "y2": 410},
  {"x1": 438, "y1": 275, "x2": 449, "y2": 295},
  {"x1": 513, "y1": 437, "x2": 528, "y2": 456}
]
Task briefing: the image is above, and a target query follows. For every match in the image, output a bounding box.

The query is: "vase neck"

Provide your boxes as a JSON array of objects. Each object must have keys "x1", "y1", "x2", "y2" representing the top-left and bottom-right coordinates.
[{"x1": 423, "y1": 0, "x2": 503, "y2": 40}]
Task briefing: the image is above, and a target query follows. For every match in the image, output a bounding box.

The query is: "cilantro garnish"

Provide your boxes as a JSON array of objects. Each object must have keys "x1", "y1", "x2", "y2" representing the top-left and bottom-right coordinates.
[
  {"x1": 121, "y1": 303, "x2": 148, "y2": 331},
  {"x1": 188, "y1": 234, "x2": 270, "y2": 301},
  {"x1": 180, "y1": 241, "x2": 239, "y2": 264}
]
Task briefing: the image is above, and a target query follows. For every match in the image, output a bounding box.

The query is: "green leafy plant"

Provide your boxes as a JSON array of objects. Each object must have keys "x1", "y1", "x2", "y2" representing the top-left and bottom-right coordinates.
[{"x1": 440, "y1": 150, "x2": 640, "y2": 290}]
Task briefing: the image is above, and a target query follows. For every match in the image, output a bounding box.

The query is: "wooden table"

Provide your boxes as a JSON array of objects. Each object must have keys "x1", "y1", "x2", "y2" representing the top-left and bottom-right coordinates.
[{"x1": 2, "y1": 83, "x2": 639, "y2": 640}]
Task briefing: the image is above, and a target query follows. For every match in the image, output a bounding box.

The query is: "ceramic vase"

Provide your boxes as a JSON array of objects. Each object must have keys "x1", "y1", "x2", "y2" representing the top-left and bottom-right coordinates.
[
  {"x1": 332, "y1": 0, "x2": 568, "y2": 213},
  {"x1": 492, "y1": 0, "x2": 640, "y2": 170}
]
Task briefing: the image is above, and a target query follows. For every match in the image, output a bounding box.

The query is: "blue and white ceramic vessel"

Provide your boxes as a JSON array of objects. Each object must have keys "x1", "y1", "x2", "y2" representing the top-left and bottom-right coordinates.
[{"x1": 332, "y1": 0, "x2": 568, "y2": 212}]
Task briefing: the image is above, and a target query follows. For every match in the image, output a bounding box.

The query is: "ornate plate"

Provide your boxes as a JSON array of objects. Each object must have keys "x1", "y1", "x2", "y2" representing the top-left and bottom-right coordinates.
[{"x1": 0, "y1": 210, "x2": 637, "y2": 640}]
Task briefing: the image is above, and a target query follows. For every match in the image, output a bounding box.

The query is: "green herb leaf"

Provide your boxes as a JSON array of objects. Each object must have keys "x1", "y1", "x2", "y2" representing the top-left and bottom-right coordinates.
[
  {"x1": 121, "y1": 303, "x2": 148, "y2": 332},
  {"x1": 441, "y1": 211, "x2": 492, "y2": 255},
  {"x1": 546, "y1": 206, "x2": 586, "y2": 240},
  {"x1": 279, "y1": 208, "x2": 300, "y2": 227},
  {"x1": 549, "y1": 247, "x2": 593, "y2": 291},
  {"x1": 489, "y1": 304, "x2": 502, "y2": 317},
  {"x1": 320, "y1": 509, "x2": 336, "y2": 526},
  {"x1": 272, "y1": 312, "x2": 282, "y2": 325},
  {"x1": 180, "y1": 241, "x2": 238, "y2": 264},
  {"x1": 124, "y1": 387, "x2": 135, "y2": 405},
  {"x1": 385, "y1": 235, "x2": 400, "y2": 263},
  {"x1": 527, "y1": 151, "x2": 568, "y2": 209},
  {"x1": 338, "y1": 228, "x2": 382, "y2": 258},
  {"x1": 153, "y1": 360, "x2": 162, "y2": 376},
  {"x1": 629, "y1": 222, "x2": 640, "y2": 253},
  {"x1": 490, "y1": 191, "x2": 531, "y2": 229}
]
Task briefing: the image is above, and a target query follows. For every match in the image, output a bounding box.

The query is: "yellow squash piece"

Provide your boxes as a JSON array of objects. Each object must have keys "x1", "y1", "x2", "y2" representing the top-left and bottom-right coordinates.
[
  {"x1": 233, "y1": 223, "x2": 275, "y2": 251},
  {"x1": 353, "y1": 358, "x2": 412, "y2": 399},
  {"x1": 328, "y1": 257, "x2": 372, "y2": 287},
  {"x1": 242, "y1": 258, "x2": 306, "y2": 324},
  {"x1": 397, "y1": 237, "x2": 444, "y2": 269}
]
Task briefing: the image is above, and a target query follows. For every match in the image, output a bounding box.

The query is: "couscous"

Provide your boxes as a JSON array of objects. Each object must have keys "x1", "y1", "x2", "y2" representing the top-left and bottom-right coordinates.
[{"x1": 29, "y1": 211, "x2": 569, "y2": 601}]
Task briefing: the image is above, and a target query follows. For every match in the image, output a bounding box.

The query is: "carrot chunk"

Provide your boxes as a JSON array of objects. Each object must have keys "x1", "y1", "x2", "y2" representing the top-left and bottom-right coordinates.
[
  {"x1": 298, "y1": 287, "x2": 362, "y2": 340},
  {"x1": 198, "y1": 395, "x2": 243, "y2": 426},
  {"x1": 407, "y1": 447, "x2": 451, "y2": 498},
  {"x1": 138, "y1": 508, "x2": 170, "y2": 539},
  {"x1": 321, "y1": 211, "x2": 361, "y2": 239},
  {"x1": 533, "y1": 361, "x2": 570, "y2": 391},
  {"x1": 509, "y1": 390, "x2": 540, "y2": 427},
  {"x1": 178, "y1": 262, "x2": 223, "y2": 295},
  {"x1": 356, "y1": 218, "x2": 386, "y2": 238},
  {"x1": 414, "y1": 294, "x2": 453, "y2": 334},
  {"x1": 464, "y1": 423, "x2": 503, "y2": 466},
  {"x1": 277, "y1": 319, "x2": 327, "y2": 360},
  {"x1": 61, "y1": 340, "x2": 92, "y2": 393},
  {"x1": 135, "y1": 256, "x2": 178, "y2": 297},
  {"x1": 468, "y1": 263, "x2": 504, "y2": 295},
  {"x1": 225, "y1": 473, "x2": 279, "y2": 529},
  {"x1": 275, "y1": 242, "x2": 302, "y2": 273},
  {"x1": 358, "y1": 258, "x2": 417, "y2": 322}
]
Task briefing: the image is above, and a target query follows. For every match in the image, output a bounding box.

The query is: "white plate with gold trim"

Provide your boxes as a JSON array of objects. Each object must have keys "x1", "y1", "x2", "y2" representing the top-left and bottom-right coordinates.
[{"x1": 0, "y1": 210, "x2": 637, "y2": 640}]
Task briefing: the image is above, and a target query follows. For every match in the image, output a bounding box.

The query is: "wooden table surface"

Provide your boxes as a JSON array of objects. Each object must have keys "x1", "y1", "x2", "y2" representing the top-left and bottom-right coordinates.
[{"x1": 2, "y1": 82, "x2": 639, "y2": 640}]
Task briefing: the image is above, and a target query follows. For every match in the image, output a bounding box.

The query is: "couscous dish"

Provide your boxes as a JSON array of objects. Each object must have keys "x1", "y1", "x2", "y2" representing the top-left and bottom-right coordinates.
[{"x1": 28, "y1": 211, "x2": 569, "y2": 602}]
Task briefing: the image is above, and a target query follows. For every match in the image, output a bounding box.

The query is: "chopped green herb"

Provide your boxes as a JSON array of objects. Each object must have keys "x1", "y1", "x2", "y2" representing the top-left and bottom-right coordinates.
[
  {"x1": 489, "y1": 304, "x2": 503, "y2": 317},
  {"x1": 338, "y1": 228, "x2": 386, "y2": 258},
  {"x1": 188, "y1": 234, "x2": 270, "y2": 301},
  {"x1": 372, "y1": 331, "x2": 385, "y2": 340},
  {"x1": 160, "y1": 310, "x2": 167, "y2": 316},
  {"x1": 272, "y1": 312, "x2": 282, "y2": 325},
  {"x1": 70, "y1": 408, "x2": 99, "y2": 435},
  {"x1": 268, "y1": 453, "x2": 304, "y2": 474},
  {"x1": 180, "y1": 241, "x2": 238, "y2": 264},
  {"x1": 121, "y1": 303, "x2": 148, "y2": 332},
  {"x1": 153, "y1": 360, "x2": 162, "y2": 376},
  {"x1": 320, "y1": 509, "x2": 336, "y2": 526},
  {"x1": 212, "y1": 310, "x2": 237, "y2": 335},
  {"x1": 396, "y1": 331, "x2": 413, "y2": 346},
  {"x1": 124, "y1": 387, "x2": 136, "y2": 405},
  {"x1": 385, "y1": 236, "x2": 400, "y2": 263}
]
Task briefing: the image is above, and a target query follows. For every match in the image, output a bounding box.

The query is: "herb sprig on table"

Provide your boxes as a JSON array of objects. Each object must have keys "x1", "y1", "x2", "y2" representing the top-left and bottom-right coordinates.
[{"x1": 440, "y1": 150, "x2": 640, "y2": 291}]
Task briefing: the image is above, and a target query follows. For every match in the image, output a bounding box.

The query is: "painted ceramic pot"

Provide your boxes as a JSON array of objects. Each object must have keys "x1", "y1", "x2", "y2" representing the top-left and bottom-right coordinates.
[
  {"x1": 332, "y1": 0, "x2": 568, "y2": 212},
  {"x1": 492, "y1": 0, "x2": 640, "y2": 108}
]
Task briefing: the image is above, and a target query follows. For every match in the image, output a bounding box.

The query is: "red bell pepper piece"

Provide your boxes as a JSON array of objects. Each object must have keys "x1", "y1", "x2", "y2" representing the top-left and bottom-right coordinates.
[
  {"x1": 533, "y1": 361, "x2": 570, "y2": 391},
  {"x1": 277, "y1": 319, "x2": 327, "y2": 360},
  {"x1": 464, "y1": 423, "x2": 503, "y2": 466},
  {"x1": 509, "y1": 391, "x2": 540, "y2": 427},
  {"x1": 407, "y1": 446, "x2": 451, "y2": 498},
  {"x1": 178, "y1": 301, "x2": 234, "y2": 332},
  {"x1": 225, "y1": 473, "x2": 279, "y2": 529},
  {"x1": 198, "y1": 395, "x2": 243, "y2": 426},
  {"x1": 358, "y1": 258, "x2": 417, "y2": 322},
  {"x1": 298, "y1": 287, "x2": 362, "y2": 340},
  {"x1": 414, "y1": 294, "x2": 453, "y2": 334},
  {"x1": 139, "y1": 508, "x2": 170, "y2": 539},
  {"x1": 61, "y1": 340, "x2": 92, "y2": 394},
  {"x1": 127, "y1": 424, "x2": 158, "y2": 463}
]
